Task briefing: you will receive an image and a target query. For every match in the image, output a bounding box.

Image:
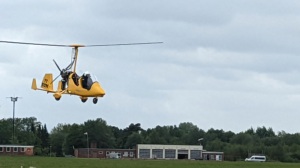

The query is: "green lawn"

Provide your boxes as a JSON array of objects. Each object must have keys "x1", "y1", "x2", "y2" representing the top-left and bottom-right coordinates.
[{"x1": 0, "y1": 157, "x2": 299, "y2": 168}]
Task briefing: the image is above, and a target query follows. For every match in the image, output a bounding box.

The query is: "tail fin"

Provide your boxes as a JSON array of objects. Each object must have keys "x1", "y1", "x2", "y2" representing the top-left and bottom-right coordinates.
[
  {"x1": 41, "y1": 74, "x2": 54, "y2": 91},
  {"x1": 57, "y1": 81, "x2": 63, "y2": 91}
]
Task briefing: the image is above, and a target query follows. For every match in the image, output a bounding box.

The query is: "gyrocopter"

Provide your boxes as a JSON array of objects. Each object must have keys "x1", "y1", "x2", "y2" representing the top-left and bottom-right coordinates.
[{"x1": 0, "y1": 40, "x2": 162, "y2": 104}]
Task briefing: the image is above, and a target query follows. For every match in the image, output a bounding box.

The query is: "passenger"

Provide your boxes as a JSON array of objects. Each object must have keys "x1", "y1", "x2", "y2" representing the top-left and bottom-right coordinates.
[{"x1": 82, "y1": 71, "x2": 93, "y2": 90}]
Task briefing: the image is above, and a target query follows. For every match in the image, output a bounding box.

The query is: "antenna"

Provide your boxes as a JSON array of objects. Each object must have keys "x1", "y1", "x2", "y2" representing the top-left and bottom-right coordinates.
[{"x1": 7, "y1": 96, "x2": 21, "y2": 143}]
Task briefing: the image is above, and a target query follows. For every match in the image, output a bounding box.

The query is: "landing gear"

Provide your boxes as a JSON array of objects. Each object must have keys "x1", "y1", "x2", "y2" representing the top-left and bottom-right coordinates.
[
  {"x1": 55, "y1": 97, "x2": 61, "y2": 101},
  {"x1": 93, "y1": 98, "x2": 98, "y2": 104},
  {"x1": 81, "y1": 98, "x2": 87, "y2": 103}
]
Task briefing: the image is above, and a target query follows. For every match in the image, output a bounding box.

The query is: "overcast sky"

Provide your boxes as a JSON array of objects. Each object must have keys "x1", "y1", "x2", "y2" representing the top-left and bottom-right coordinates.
[{"x1": 1, "y1": 0, "x2": 300, "y2": 134}]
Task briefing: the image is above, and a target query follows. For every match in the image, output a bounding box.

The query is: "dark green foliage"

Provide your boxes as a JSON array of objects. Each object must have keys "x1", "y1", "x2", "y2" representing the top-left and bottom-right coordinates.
[{"x1": 1, "y1": 117, "x2": 300, "y2": 162}]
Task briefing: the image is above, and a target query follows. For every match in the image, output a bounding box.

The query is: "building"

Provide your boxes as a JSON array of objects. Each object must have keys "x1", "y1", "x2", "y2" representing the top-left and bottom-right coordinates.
[
  {"x1": 74, "y1": 144, "x2": 224, "y2": 161},
  {"x1": 202, "y1": 151, "x2": 224, "y2": 161},
  {"x1": 0, "y1": 145, "x2": 34, "y2": 156},
  {"x1": 136, "y1": 144, "x2": 203, "y2": 160},
  {"x1": 74, "y1": 148, "x2": 136, "y2": 159}
]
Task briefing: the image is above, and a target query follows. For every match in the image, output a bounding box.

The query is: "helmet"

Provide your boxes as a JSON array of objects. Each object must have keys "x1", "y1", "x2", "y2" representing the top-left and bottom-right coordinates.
[{"x1": 83, "y1": 71, "x2": 90, "y2": 76}]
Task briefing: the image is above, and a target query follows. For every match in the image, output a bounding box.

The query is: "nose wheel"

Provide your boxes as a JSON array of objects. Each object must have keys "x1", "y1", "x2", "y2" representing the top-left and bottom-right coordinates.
[{"x1": 93, "y1": 98, "x2": 98, "y2": 104}]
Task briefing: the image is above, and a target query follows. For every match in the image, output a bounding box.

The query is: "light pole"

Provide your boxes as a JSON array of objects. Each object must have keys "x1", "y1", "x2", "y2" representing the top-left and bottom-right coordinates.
[
  {"x1": 84, "y1": 132, "x2": 89, "y2": 158},
  {"x1": 198, "y1": 138, "x2": 204, "y2": 146},
  {"x1": 7, "y1": 97, "x2": 20, "y2": 143},
  {"x1": 198, "y1": 138, "x2": 204, "y2": 160}
]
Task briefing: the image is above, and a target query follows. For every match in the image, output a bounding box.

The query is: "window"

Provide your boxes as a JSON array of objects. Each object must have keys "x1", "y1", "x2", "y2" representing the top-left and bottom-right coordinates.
[
  {"x1": 106, "y1": 151, "x2": 110, "y2": 155},
  {"x1": 6, "y1": 147, "x2": 11, "y2": 152},
  {"x1": 0, "y1": 147, "x2": 3, "y2": 152},
  {"x1": 165, "y1": 149, "x2": 176, "y2": 159},
  {"x1": 99, "y1": 151, "x2": 103, "y2": 154},
  {"x1": 139, "y1": 149, "x2": 150, "y2": 158},
  {"x1": 152, "y1": 149, "x2": 163, "y2": 158},
  {"x1": 190, "y1": 150, "x2": 201, "y2": 160},
  {"x1": 13, "y1": 147, "x2": 18, "y2": 152},
  {"x1": 130, "y1": 152, "x2": 134, "y2": 157},
  {"x1": 21, "y1": 148, "x2": 25, "y2": 152}
]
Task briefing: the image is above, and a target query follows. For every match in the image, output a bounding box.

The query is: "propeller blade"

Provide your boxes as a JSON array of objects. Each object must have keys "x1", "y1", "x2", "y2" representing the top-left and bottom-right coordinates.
[
  {"x1": 65, "y1": 58, "x2": 75, "y2": 71},
  {"x1": 53, "y1": 59, "x2": 62, "y2": 72},
  {"x1": 51, "y1": 74, "x2": 61, "y2": 84}
]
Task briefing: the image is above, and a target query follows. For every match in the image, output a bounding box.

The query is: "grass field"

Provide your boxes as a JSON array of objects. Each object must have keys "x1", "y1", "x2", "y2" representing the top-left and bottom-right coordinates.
[{"x1": 0, "y1": 157, "x2": 299, "y2": 168}]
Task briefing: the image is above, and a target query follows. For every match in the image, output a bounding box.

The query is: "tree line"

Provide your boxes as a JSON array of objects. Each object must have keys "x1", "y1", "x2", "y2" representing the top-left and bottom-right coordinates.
[{"x1": 0, "y1": 117, "x2": 300, "y2": 162}]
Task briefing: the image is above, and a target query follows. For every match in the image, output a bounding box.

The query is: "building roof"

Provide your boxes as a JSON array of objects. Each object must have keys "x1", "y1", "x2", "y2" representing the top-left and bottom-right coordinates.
[
  {"x1": 202, "y1": 151, "x2": 224, "y2": 154},
  {"x1": 137, "y1": 144, "x2": 203, "y2": 150},
  {"x1": 0, "y1": 145, "x2": 34, "y2": 148}
]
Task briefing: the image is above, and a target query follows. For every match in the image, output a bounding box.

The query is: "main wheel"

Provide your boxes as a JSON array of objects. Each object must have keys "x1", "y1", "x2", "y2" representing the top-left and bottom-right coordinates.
[
  {"x1": 81, "y1": 98, "x2": 87, "y2": 103},
  {"x1": 55, "y1": 97, "x2": 61, "y2": 101},
  {"x1": 93, "y1": 98, "x2": 98, "y2": 104}
]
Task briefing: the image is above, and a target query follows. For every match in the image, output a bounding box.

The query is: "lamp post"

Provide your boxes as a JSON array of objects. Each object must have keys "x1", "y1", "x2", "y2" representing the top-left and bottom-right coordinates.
[
  {"x1": 7, "y1": 97, "x2": 20, "y2": 143},
  {"x1": 198, "y1": 138, "x2": 204, "y2": 146},
  {"x1": 84, "y1": 132, "x2": 89, "y2": 158},
  {"x1": 198, "y1": 138, "x2": 204, "y2": 160}
]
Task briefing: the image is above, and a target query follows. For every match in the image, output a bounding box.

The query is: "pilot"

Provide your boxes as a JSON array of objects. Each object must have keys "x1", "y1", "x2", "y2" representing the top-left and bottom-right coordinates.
[
  {"x1": 82, "y1": 71, "x2": 90, "y2": 89},
  {"x1": 72, "y1": 72, "x2": 79, "y2": 86}
]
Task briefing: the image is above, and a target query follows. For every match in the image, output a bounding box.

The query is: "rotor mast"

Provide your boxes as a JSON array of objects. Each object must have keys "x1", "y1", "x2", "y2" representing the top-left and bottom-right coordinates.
[
  {"x1": 70, "y1": 44, "x2": 84, "y2": 73},
  {"x1": 73, "y1": 46, "x2": 79, "y2": 73}
]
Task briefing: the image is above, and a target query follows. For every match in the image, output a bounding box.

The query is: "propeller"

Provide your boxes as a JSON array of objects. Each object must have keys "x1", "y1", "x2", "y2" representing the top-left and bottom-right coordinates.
[{"x1": 52, "y1": 59, "x2": 74, "y2": 84}]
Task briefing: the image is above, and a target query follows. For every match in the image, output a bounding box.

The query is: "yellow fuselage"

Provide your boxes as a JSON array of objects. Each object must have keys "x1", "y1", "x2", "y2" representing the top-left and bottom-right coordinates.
[{"x1": 66, "y1": 74, "x2": 105, "y2": 97}]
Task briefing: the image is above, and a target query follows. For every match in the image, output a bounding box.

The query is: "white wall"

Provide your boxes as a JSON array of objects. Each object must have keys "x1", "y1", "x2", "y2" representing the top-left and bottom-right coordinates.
[{"x1": 136, "y1": 144, "x2": 203, "y2": 159}]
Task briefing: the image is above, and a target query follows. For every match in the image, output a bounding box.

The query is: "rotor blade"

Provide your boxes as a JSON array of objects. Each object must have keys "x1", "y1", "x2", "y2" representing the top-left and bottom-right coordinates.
[
  {"x1": 0, "y1": 40, "x2": 163, "y2": 47},
  {"x1": 0, "y1": 40, "x2": 70, "y2": 47},
  {"x1": 85, "y1": 42, "x2": 163, "y2": 47},
  {"x1": 53, "y1": 59, "x2": 62, "y2": 72}
]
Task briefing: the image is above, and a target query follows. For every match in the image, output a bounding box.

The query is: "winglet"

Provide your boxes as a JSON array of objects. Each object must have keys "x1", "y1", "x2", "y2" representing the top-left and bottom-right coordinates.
[
  {"x1": 57, "y1": 81, "x2": 63, "y2": 92},
  {"x1": 32, "y1": 78, "x2": 37, "y2": 90}
]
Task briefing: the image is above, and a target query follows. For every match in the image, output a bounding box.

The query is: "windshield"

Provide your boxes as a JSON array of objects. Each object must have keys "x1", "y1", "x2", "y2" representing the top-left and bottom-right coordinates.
[{"x1": 90, "y1": 73, "x2": 98, "y2": 82}]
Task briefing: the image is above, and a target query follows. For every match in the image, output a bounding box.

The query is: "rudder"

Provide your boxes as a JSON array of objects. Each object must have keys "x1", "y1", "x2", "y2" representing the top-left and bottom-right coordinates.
[{"x1": 41, "y1": 73, "x2": 54, "y2": 91}]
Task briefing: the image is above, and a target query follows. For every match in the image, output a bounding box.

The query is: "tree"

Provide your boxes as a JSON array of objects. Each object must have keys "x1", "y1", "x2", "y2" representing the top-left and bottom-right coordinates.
[
  {"x1": 118, "y1": 123, "x2": 143, "y2": 148},
  {"x1": 125, "y1": 132, "x2": 143, "y2": 149},
  {"x1": 50, "y1": 123, "x2": 71, "y2": 157},
  {"x1": 83, "y1": 118, "x2": 116, "y2": 148},
  {"x1": 64, "y1": 124, "x2": 84, "y2": 155},
  {"x1": 146, "y1": 128, "x2": 167, "y2": 144},
  {"x1": 256, "y1": 126, "x2": 275, "y2": 138},
  {"x1": 41, "y1": 124, "x2": 50, "y2": 149},
  {"x1": 0, "y1": 119, "x2": 12, "y2": 144},
  {"x1": 178, "y1": 122, "x2": 203, "y2": 145}
]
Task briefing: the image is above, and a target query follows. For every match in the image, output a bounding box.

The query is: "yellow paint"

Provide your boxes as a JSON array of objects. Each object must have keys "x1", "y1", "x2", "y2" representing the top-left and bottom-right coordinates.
[{"x1": 31, "y1": 79, "x2": 37, "y2": 90}]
